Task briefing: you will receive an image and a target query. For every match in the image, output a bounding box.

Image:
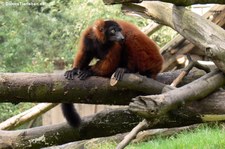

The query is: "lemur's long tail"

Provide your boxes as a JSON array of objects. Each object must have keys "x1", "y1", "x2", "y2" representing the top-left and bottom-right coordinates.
[{"x1": 61, "y1": 103, "x2": 81, "y2": 127}]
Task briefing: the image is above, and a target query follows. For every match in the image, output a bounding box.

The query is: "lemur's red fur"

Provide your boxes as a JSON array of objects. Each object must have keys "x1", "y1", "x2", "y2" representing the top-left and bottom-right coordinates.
[
  {"x1": 71, "y1": 19, "x2": 163, "y2": 79},
  {"x1": 117, "y1": 20, "x2": 163, "y2": 79}
]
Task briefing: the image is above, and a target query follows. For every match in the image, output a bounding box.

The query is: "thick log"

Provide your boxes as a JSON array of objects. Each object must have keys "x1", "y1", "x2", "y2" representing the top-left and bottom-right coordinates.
[
  {"x1": 0, "y1": 69, "x2": 205, "y2": 104},
  {"x1": 0, "y1": 108, "x2": 141, "y2": 149},
  {"x1": 103, "y1": 0, "x2": 225, "y2": 6},
  {"x1": 161, "y1": 5, "x2": 225, "y2": 71},
  {"x1": 43, "y1": 133, "x2": 127, "y2": 149},
  {"x1": 0, "y1": 72, "x2": 166, "y2": 104},
  {"x1": 122, "y1": 2, "x2": 225, "y2": 73},
  {"x1": 1, "y1": 90, "x2": 225, "y2": 148},
  {"x1": 130, "y1": 70, "x2": 225, "y2": 119}
]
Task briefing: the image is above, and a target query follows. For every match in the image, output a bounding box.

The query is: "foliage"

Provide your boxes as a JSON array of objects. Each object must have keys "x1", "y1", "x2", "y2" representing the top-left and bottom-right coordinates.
[{"x1": 0, "y1": 0, "x2": 73, "y2": 72}]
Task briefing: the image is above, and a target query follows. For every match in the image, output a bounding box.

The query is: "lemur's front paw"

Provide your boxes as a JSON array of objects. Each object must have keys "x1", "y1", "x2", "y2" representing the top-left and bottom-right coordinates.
[
  {"x1": 64, "y1": 68, "x2": 79, "y2": 80},
  {"x1": 77, "y1": 69, "x2": 93, "y2": 80}
]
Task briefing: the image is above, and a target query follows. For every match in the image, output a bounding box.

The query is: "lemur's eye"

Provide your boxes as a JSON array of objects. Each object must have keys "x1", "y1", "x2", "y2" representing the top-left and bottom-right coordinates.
[{"x1": 111, "y1": 29, "x2": 115, "y2": 34}]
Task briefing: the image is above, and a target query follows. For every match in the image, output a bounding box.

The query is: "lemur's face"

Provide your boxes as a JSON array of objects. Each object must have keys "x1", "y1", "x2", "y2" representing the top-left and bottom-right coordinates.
[{"x1": 104, "y1": 20, "x2": 124, "y2": 42}]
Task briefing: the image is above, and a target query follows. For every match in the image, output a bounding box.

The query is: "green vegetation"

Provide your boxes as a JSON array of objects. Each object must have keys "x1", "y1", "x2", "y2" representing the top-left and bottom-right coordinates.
[
  {"x1": 151, "y1": 26, "x2": 177, "y2": 47},
  {"x1": 86, "y1": 124, "x2": 225, "y2": 149}
]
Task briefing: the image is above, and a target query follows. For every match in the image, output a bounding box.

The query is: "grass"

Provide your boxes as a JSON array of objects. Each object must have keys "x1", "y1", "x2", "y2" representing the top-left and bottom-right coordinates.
[
  {"x1": 85, "y1": 123, "x2": 225, "y2": 149},
  {"x1": 130, "y1": 124, "x2": 225, "y2": 149}
]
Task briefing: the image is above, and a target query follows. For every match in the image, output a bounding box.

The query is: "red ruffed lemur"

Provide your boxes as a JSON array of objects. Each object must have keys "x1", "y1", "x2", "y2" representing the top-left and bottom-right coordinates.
[{"x1": 62, "y1": 19, "x2": 163, "y2": 127}]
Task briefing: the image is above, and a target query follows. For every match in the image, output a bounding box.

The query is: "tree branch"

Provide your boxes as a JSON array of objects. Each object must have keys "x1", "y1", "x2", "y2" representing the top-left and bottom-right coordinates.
[{"x1": 116, "y1": 119, "x2": 150, "y2": 149}]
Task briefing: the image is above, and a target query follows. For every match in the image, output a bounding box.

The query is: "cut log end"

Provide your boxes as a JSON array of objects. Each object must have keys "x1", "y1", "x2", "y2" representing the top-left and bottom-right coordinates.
[{"x1": 129, "y1": 95, "x2": 162, "y2": 119}]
